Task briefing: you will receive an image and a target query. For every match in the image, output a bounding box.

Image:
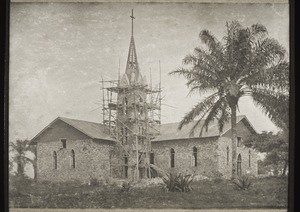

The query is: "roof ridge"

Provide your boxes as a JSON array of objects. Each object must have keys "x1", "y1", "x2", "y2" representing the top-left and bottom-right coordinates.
[{"x1": 58, "y1": 116, "x2": 103, "y2": 125}]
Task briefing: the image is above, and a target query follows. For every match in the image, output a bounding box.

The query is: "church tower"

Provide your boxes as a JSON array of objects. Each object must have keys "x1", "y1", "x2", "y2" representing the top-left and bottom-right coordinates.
[
  {"x1": 102, "y1": 9, "x2": 161, "y2": 181},
  {"x1": 116, "y1": 9, "x2": 150, "y2": 180}
]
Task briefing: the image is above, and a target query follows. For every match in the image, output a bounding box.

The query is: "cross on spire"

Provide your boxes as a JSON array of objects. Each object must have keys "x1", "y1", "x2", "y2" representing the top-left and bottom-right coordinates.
[{"x1": 130, "y1": 9, "x2": 135, "y2": 35}]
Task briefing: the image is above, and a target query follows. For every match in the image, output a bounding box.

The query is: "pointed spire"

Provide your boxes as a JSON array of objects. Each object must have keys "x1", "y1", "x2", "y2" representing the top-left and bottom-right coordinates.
[{"x1": 124, "y1": 9, "x2": 144, "y2": 85}]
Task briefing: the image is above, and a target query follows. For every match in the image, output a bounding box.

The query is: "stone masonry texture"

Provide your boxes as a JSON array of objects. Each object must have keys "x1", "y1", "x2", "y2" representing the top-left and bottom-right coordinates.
[{"x1": 35, "y1": 118, "x2": 258, "y2": 182}]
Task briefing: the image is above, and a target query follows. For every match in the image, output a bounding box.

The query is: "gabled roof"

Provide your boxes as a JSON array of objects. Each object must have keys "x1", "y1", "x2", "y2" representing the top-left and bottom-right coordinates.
[
  {"x1": 30, "y1": 117, "x2": 115, "y2": 143},
  {"x1": 152, "y1": 115, "x2": 257, "y2": 142},
  {"x1": 31, "y1": 115, "x2": 257, "y2": 144}
]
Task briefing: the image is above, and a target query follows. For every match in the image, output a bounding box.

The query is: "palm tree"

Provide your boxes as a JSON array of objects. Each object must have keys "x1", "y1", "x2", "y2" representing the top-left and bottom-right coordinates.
[
  {"x1": 170, "y1": 21, "x2": 289, "y2": 179},
  {"x1": 9, "y1": 139, "x2": 37, "y2": 179}
]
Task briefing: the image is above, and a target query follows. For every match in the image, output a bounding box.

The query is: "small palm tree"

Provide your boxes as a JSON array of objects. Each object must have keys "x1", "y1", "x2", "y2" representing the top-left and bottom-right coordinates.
[
  {"x1": 170, "y1": 21, "x2": 289, "y2": 179},
  {"x1": 9, "y1": 139, "x2": 37, "y2": 179}
]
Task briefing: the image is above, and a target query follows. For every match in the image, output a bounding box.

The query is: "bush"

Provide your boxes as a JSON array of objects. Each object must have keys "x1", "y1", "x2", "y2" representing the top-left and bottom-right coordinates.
[
  {"x1": 88, "y1": 177, "x2": 99, "y2": 186},
  {"x1": 121, "y1": 181, "x2": 131, "y2": 192},
  {"x1": 176, "y1": 173, "x2": 193, "y2": 192},
  {"x1": 162, "y1": 172, "x2": 193, "y2": 192},
  {"x1": 233, "y1": 175, "x2": 253, "y2": 190}
]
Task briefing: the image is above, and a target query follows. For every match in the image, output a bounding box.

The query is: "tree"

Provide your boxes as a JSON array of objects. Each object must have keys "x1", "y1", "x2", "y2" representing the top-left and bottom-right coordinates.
[
  {"x1": 9, "y1": 139, "x2": 37, "y2": 179},
  {"x1": 170, "y1": 21, "x2": 289, "y2": 179},
  {"x1": 244, "y1": 131, "x2": 288, "y2": 176}
]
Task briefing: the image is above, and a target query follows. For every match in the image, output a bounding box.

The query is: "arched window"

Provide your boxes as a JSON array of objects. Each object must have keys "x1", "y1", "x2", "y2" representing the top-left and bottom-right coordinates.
[
  {"x1": 226, "y1": 146, "x2": 230, "y2": 165},
  {"x1": 170, "y1": 148, "x2": 175, "y2": 168},
  {"x1": 249, "y1": 150, "x2": 251, "y2": 168},
  {"x1": 53, "y1": 151, "x2": 57, "y2": 169},
  {"x1": 237, "y1": 154, "x2": 242, "y2": 176},
  {"x1": 70, "y1": 149, "x2": 75, "y2": 169},
  {"x1": 193, "y1": 147, "x2": 197, "y2": 167}
]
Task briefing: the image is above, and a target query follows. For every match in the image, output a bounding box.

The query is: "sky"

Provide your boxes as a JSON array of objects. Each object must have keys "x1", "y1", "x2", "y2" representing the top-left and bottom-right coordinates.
[{"x1": 9, "y1": 2, "x2": 289, "y2": 143}]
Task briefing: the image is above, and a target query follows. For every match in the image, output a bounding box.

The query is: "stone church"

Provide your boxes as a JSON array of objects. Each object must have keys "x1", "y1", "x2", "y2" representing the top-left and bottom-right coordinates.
[{"x1": 30, "y1": 11, "x2": 258, "y2": 182}]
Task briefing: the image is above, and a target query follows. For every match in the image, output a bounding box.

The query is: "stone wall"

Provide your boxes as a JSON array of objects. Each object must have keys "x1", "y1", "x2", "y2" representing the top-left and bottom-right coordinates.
[
  {"x1": 37, "y1": 138, "x2": 113, "y2": 183},
  {"x1": 151, "y1": 137, "x2": 219, "y2": 177},
  {"x1": 217, "y1": 120, "x2": 258, "y2": 179}
]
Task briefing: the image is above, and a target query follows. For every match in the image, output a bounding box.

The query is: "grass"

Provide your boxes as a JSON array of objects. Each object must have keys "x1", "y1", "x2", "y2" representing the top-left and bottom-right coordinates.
[{"x1": 9, "y1": 175, "x2": 288, "y2": 209}]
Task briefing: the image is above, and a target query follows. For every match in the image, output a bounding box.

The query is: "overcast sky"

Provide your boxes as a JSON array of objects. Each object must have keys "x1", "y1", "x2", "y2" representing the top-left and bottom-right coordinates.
[{"x1": 9, "y1": 2, "x2": 289, "y2": 142}]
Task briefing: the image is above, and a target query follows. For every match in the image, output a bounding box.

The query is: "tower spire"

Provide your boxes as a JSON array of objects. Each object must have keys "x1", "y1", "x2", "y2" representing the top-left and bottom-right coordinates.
[{"x1": 121, "y1": 9, "x2": 144, "y2": 86}]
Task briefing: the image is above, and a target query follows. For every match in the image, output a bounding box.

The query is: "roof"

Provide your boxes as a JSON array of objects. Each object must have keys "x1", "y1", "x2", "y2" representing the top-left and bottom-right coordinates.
[
  {"x1": 152, "y1": 115, "x2": 257, "y2": 142},
  {"x1": 30, "y1": 117, "x2": 115, "y2": 143},
  {"x1": 31, "y1": 115, "x2": 257, "y2": 144}
]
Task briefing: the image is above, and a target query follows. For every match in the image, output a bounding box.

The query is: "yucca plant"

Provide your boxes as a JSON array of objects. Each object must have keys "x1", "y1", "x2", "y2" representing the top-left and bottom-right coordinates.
[
  {"x1": 233, "y1": 175, "x2": 253, "y2": 190},
  {"x1": 162, "y1": 172, "x2": 180, "y2": 192},
  {"x1": 176, "y1": 173, "x2": 193, "y2": 192},
  {"x1": 162, "y1": 172, "x2": 194, "y2": 192}
]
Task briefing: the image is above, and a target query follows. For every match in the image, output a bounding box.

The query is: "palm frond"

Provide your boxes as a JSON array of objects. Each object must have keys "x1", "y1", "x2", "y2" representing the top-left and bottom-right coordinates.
[
  {"x1": 199, "y1": 30, "x2": 222, "y2": 54},
  {"x1": 199, "y1": 96, "x2": 227, "y2": 136},
  {"x1": 249, "y1": 23, "x2": 268, "y2": 41},
  {"x1": 251, "y1": 86, "x2": 289, "y2": 130},
  {"x1": 242, "y1": 61, "x2": 289, "y2": 91},
  {"x1": 178, "y1": 92, "x2": 219, "y2": 130}
]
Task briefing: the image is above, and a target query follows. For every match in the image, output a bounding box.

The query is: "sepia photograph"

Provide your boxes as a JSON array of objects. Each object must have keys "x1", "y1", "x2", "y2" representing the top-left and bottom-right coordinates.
[{"x1": 8, "y1": 0, "x2": 290, "y2": 211}]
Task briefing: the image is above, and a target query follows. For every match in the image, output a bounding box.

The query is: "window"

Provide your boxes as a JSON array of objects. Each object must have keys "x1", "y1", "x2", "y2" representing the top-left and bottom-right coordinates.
[
  {"x1": 237, "y1": 154, "x2": 242, "y2": 176},
  {"x1": 237, "y1": 137, "x2": 242, "y2": 147},
  {"x1": 170, "y1": 148, "x2": 175, "y2": 168},
  {"x1": 150, "y1": 152, "x2": 154, "y2": 165},
  {"x1": 249, "y1": 150, "x2": 251, "y2": 168},
  {"x1": 70, "y1": 149, "x2": 75, "y2": 168},
  {"x1": 53, "y1": 151, "x2": 57, "y2": 169},
  {"x1": 61, "y1": 139, "x2": 66, "y2": 148},
  {"x1": 193, "y1": 147, "x2": 197, "y2": 167},
  {"x1": 226, "y1": 146, "x2": 230, "y2": 165}
]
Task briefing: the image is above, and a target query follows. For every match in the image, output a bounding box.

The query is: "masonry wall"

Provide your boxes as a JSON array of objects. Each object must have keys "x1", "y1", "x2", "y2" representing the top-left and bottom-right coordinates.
[
  {"x1": 35, "y1": 120, "x2": 113, "y2": 182},
  {"x1": 151, "y1": 137, "x2": 219, "y2": 177},
  {"x1": 217, "y1": 120, "x2": 258, "y2": 179},
  {"x1": 37, "y1": 139, "x2": 112, "y2": 182}
]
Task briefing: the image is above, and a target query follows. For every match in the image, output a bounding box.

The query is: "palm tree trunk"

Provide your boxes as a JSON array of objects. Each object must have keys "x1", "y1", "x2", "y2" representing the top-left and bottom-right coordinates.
[
  {"x1": 230, "y1": 104, "x2": 237, "y2": 179},
  {"x1": 16, "y1": 155, "x2": 24, "y2": 177}
]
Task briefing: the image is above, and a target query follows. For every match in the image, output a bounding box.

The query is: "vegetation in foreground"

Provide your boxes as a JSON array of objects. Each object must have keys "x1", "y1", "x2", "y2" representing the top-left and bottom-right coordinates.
[{"x1": 9, "y1": 175, "x2": 287, "y2": 209}]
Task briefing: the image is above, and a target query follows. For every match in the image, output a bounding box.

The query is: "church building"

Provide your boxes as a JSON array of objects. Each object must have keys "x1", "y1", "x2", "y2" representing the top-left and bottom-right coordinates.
[{"x1": 30, "y1": 10, "x2": 258, "y2": 182}]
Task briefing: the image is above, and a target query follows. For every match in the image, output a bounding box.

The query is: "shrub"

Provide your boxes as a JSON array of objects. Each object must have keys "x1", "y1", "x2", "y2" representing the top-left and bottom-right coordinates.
[
  {"x1": 88, "y1": 177, "x2": 99, "y2": 186},
  {"x1": 233, "y1": 175, "x2": 253, "y2": 190},
  {"x1": 176, "y1": 173, "x2": 193, "y2": 192},
  {"x1": 121, "y1": 181, "x2": 131, "y2": 192},
  {"x1": 162, "y1": 172, "x2": 193, "y2": 192},
  {"x1": 211, "y1": 171, "x2": 224, "y2": 183},
  {"x1": 162, "y1": 172, "x2": 179, "y2": 192}
]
